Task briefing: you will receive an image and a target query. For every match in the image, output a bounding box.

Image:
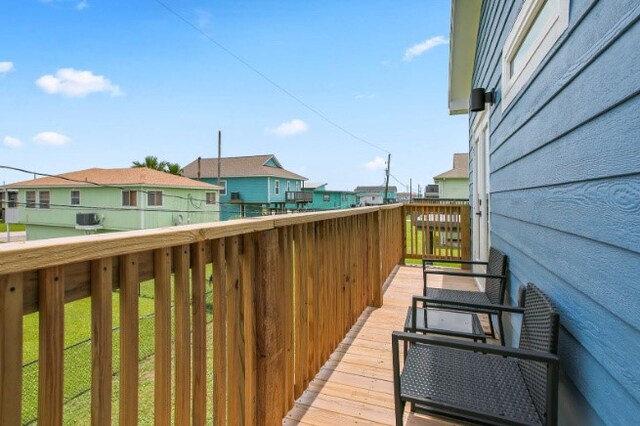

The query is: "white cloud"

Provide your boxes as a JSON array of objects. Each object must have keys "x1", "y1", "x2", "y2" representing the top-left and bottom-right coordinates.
[
  {"x1": 3, "y1": 136, "x2": 22, "y2": 148},
  {"x1": 0, "y1": 61, "x2": 14, "y2": 75},
  {"x1": 36, "y1": 68, "x2": 123, "y2": 97},
  {"x1": 33, "y1": 131, "x2": 71, "y2": 146},
  {"x1": 403, "y1": 36, "x2": 448, "y2": 61},
  {"x1": 364, "y1": 156, "x2": 387, "y2": 170},
  {"x1": 76, "y1": 1, "x2": 88, "y2": 10},
  {"x1": 266, "y1": 119, "x2": 309, "y2": 137}
]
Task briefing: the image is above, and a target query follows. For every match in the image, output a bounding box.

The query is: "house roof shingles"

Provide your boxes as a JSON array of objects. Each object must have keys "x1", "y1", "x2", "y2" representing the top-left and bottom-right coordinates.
[
  {"x1": 434, "y1": 153, "x2": 469, "y2": 179},
  {"x1": 182, "y1": 154, "x2": 307, "y2": 180},
  {"x1": 5, "y1": 168, "x2": 220, "y2": 189},
  {"x1": 354, "y1": 186, "x2": 398, "y2": 193}
]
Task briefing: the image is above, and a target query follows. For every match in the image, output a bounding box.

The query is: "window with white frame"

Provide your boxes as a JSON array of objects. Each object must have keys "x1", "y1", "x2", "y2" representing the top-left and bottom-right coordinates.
[
  {"x1": 206, "y1": 192, "x2": 217, "y2": 204},
  {"x1": 286, "y1": 181, "x2": 291, "y2": 192},
  {"x1": 122, "y1": 190, "x2": 137, "y2": 207},
  {"x1": 26, "y1": 191, "x2": 36, "y2": 208},
  {"x1": 296, "y1": 182, "x2": 300, "y2": 191},
  {"x1": 323, "y1": 194, "x2": 330, "y2": 202},
  {"x1": 218, "y1": 180, "x2": 227, "y2": 196},
  {"x1": 274, "y1": 180, "x2": 280, "y2": 195},
  {"x1": 39, "y1": 191, "x2": 50, "y2": 209},
  {"x1": 502, "y1": 0, "x2": 569, "y2": 109},
  {"x1": 147, "y1": 191, "x2": 163, "y2": 207},
  {"x1": 70, "y1": 190, "x2": 80, "y2": 206}
]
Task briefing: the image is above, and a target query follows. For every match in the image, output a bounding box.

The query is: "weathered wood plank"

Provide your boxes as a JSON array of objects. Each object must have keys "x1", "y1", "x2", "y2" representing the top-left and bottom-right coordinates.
[
  {"x1": 0, "y1": 273, "x2": 23, "y2": 426},
  {"x1": 225, "y1": 236, "x2": 242, "y2": 424},
  {"x1": 91, "y1": 259, "x2": 112, "y2": 426},
  {"x1": 153, "y1": 248, "x2": 172, "y2": 426}
]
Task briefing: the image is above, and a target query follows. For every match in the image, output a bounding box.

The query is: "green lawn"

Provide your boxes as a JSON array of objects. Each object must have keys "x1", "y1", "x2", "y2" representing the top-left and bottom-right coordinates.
[
  {"x1": 22, "y1": 264, "x2": 214, "y2": 425},
  {"x1": 0, "y1": 221, "x2": 25, "y2": 232}
]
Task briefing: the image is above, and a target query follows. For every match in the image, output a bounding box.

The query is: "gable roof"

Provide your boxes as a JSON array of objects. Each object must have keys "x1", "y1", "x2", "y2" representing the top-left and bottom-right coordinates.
[
  {"x1": 354, "y1": 186, "x2": 398, "y2": 193},
  {"x1": 182, "y1": 154, "x2": 306, "y2": 180},
  {"x1": 303, "y1": 182, "x2": 328, "y2": 190},
  {"x1": 434, "y1": 153, "x2": 469, "y2": 179},
  {"x1": 5, "y1": 168, "x2": 220, "y2": 190}
]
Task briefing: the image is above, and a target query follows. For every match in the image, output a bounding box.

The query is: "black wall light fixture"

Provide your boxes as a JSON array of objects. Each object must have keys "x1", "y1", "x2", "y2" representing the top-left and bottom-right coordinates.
[{"x1": 470, "y1": 88, "x2": 494, "y2": 112}]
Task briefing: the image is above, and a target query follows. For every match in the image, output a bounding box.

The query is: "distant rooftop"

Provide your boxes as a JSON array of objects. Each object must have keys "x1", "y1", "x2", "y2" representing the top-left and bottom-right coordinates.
[
  {"x1": 5, "y1": 167, "x2": 219, "y2": 189},
  {"x1": 354, "y1": 185, "x2": 398, "y2": 193},
  {"x1": 182, "y1": 154, "x2": 306, "y2": 180},
  {"x1": 303, "y1": 182, "x2": 328, "y2": 190},
  {"x1": 434, "y1": 153, "x2": 469, "y2": 179}
]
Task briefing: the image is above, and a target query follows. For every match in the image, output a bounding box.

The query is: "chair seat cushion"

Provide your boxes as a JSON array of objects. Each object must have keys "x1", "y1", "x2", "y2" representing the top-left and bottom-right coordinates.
[
  {"x1": 426, "y1": 288, "x2": 491, "y2": 306},
  {"x1": 401, "y1": 343, "x2": 542, "y2": 425}
]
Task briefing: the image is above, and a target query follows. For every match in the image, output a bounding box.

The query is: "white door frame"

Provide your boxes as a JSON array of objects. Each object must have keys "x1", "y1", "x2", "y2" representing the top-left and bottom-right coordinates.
[{"x1": 471, "y1": 111, "x2": 491, "y2": 267}]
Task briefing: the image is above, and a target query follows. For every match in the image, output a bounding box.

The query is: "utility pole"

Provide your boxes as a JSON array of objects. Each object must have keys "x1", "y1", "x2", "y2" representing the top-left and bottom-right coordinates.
[
  {"x1": 409, "y1": 178, "x2": 413, "y2": 203},
  {"x1": 217, "y1": 130, "x2": 222, "y2": 185},
  {"x1": 383, "y1": 153, "x2": 391, "y2": 205}
]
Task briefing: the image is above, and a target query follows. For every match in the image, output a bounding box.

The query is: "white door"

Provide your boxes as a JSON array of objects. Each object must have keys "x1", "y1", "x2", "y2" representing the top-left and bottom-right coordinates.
[{"x1": 472, "y1": 112, "x2": 490, "y2": 262}]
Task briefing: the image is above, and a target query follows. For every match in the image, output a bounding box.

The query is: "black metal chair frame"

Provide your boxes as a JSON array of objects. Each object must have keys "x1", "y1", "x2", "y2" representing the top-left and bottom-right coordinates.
[
  {"x1": 419, "y1": 248, "x2": 508, "y2": 344},
  {"x1": 392, "y1": 284, "x2": 560, "y2": 426}
]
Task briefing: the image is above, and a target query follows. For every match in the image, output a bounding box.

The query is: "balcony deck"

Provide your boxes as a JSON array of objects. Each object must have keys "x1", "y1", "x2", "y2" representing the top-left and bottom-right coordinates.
[{"x1": 285, "y1": 265, "x2": 484, "y2": 425}]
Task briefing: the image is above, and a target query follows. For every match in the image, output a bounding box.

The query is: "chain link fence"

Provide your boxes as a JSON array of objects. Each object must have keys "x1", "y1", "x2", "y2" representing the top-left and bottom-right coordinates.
[{"x1": 22, "y1": 289, "x2": 213, "y2": 425}]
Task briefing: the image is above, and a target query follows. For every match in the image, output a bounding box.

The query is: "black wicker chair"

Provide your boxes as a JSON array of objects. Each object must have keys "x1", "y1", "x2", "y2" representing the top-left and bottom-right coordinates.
[
  {"x1": 392, "y1": 283, "x2": 560, "y2": 426},
  {"x1": 410, "y1": 247, "x2": 508, "y2": 343}
]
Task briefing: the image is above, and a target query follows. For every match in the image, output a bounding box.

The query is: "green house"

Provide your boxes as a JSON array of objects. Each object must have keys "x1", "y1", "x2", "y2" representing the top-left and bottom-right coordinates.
[
  {"x1": 302, "y1": 182, "x2": 357, "y2": 211},
  {"x1": 4, "y1": 167, "x2": 221, "y2": 241},
  {"x1": 433, "y1": 153, "x2": 469, "y2": 199},
  {"x1": 183, "y1": 154, "x2": 307, "y2": 220}
]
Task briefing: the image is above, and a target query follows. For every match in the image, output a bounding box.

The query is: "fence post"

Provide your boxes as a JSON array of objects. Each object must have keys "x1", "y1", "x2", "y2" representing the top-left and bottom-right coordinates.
[
  {"x1": 370, "y1": 211, "x2": 382, "y2": 308},
  {"x1": 0, "y1": 273, "x2": 22, "y2": 426}
]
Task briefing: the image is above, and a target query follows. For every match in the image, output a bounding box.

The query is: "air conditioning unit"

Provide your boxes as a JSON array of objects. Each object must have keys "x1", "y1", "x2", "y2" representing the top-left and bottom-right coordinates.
[
  {"x1": 230, "y1": 192, "x2": 241, "y2": 200},
  {"x1": 76, "y1": 213, "x2": 100, "y2": 226}
]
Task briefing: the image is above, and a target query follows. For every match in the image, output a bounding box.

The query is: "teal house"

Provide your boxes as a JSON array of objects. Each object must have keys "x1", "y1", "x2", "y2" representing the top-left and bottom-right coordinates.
[
  {"x1": 450, "y1": 0, "x2": 640, "y2": 423},
  {"x1": 301, "y1": 182, "x2": 357, "y2": 211},
  {"x1": 354, "y1": 185, "x2": 397, "y2": 206},
  {"x1": 4, "y1": 167, "x2": 221, "y2": 241},
  {"x1": 182, "y1": 154, "x2": 307, "y2": 221}
]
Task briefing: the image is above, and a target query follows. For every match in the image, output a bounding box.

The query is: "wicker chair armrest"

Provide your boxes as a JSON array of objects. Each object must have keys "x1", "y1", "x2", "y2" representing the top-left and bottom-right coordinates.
[
  {"x1": 424, "y1": 270, "x2": 506, "y2": 280},
  {"x1": 422, "y1": 258, "x2": 488, "y2": 268},
  {"x1": 392, "y1": 331, "x2": 559, "y2": 364},
  {"x1": 412, "y1": 295, "x2": 524, "y2": 315}
]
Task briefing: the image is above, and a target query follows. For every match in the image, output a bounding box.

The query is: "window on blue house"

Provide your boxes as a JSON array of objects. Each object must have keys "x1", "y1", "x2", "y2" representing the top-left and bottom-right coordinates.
[
  {"x1": 323, "y1": 194, "x2": 330, "y2": 202},
  {"x1": 218, "y1": 180, "x2": 227, "y2": 196},
  {"x1": 274, "y1": 180, "x2": 280, "y2": 195},
  {"x1": 502, "y1": 0, "x2": 569, "y2": 109}
]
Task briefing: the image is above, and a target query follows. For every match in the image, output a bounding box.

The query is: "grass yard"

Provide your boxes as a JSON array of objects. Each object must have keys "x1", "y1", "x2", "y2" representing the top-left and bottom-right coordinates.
[
  {"x1": 22, "y1": 264, "x2": 214, "y2": 424},
  {"x1": 0, "y1": 221, "x2": 25, "y2": 232}
]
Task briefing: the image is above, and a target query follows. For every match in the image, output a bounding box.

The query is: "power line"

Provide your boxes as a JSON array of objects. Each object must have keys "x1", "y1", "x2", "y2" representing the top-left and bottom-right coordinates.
[
  {"x1": 152, "y1": 0, "x2": 390, "y2": 155},
  {"x1": 390, "y1": 173, "x2": 407, "y2": 189}
]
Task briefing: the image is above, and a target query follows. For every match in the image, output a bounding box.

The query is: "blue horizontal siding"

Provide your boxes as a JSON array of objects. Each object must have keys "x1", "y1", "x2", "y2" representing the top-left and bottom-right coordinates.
[{"x1": 471, "y1": 0, "x2": 640, "y2": 422}]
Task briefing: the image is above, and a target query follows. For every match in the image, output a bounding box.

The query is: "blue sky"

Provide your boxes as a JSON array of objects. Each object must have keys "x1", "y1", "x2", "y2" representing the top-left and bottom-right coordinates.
[{"x1": 1, "y1": 0, "x2": 467, "y2": 192}]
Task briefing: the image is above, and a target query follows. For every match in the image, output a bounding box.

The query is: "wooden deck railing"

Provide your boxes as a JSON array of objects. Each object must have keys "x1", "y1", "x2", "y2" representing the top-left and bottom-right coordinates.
[
  {"x1": 0, "y1": 204, "x2": 404, "y2": 425},
  {"x1": 403, "y1": 202, "x2": 471, "y2": 261}
]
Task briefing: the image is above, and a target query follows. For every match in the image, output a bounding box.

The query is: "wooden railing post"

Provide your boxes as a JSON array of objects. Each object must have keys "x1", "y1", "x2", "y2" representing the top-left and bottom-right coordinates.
[
  {"x1": 212, "y1": 239, "x2": 227, "y2": 426},
  {"x1": 370, "y1": 211, "x2": 383, "y2": 307},
  {"x1": 91, "y1": 258, "x2": 112, "y2": 426},
  {"x1": 173, "y1": 245, "x2": 191, "y2": 425},
  {"x1": 0, "y1": 273, "x2": 23, "y2": 426},
  {"x1": 119, "y1": 254, "x2": 138, "y2": 426},
  {"x1": 255, "y1": 229, "x2": 284, "y2": 425},
  {"x1": 153, "y1": 248, "x2": 172, "y2": 426},
  {"x1": 191, "y1": 242, "x2": 207, "y2": 426},
  {"x1": 241, "y1": 233, "x2": 257, "y2": 426},
  {"x1": 38, "y1": 266, "x2": 64, "y2": 426},
  {"x1": 225, "y1": 236, "x2": 241, "y2": 424}
]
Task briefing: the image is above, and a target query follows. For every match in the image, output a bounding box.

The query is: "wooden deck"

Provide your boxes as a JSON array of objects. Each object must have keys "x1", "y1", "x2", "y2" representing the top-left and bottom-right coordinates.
[{"x1": 284, "y1": 264, "x2": 484, "y2": 425}]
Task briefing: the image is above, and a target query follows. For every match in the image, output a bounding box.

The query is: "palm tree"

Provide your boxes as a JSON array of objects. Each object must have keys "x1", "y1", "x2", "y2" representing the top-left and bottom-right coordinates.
[
  {"x1": 132, "y1": 156, "x2": 166, "y2": 171},
  {"x1": 165, "y1": 162, "x2": 182, "y2": 176}
]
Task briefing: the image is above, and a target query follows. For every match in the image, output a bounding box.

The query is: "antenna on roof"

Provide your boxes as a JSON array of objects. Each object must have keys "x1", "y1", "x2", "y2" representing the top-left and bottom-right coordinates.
[{"x1": 217, "y1": 130, "x2": 222, "y2": 184}]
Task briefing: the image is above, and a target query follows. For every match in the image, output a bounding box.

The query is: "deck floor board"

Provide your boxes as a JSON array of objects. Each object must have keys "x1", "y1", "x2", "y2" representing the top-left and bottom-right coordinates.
[{"x1": 285, "y1": 265, "x2": 484, "y2": 425}]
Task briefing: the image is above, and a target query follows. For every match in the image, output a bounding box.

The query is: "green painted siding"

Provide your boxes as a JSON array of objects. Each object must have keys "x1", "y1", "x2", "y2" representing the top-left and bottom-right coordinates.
[
  {"x1": 434, "y1": 178, "x2": 469, "y2": 199},
  {"x1": 307, "y1": 191, "x2": 357, "y2": 210},
  {"x1": 15, "y1": 186, "x2": 219, "y2": 240}
]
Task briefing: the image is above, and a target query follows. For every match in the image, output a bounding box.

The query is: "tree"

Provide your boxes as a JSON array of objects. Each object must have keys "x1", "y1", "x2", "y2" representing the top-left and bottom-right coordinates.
[{"x1": 131, "y1": 156, "x2": 182, "y2": 175}]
